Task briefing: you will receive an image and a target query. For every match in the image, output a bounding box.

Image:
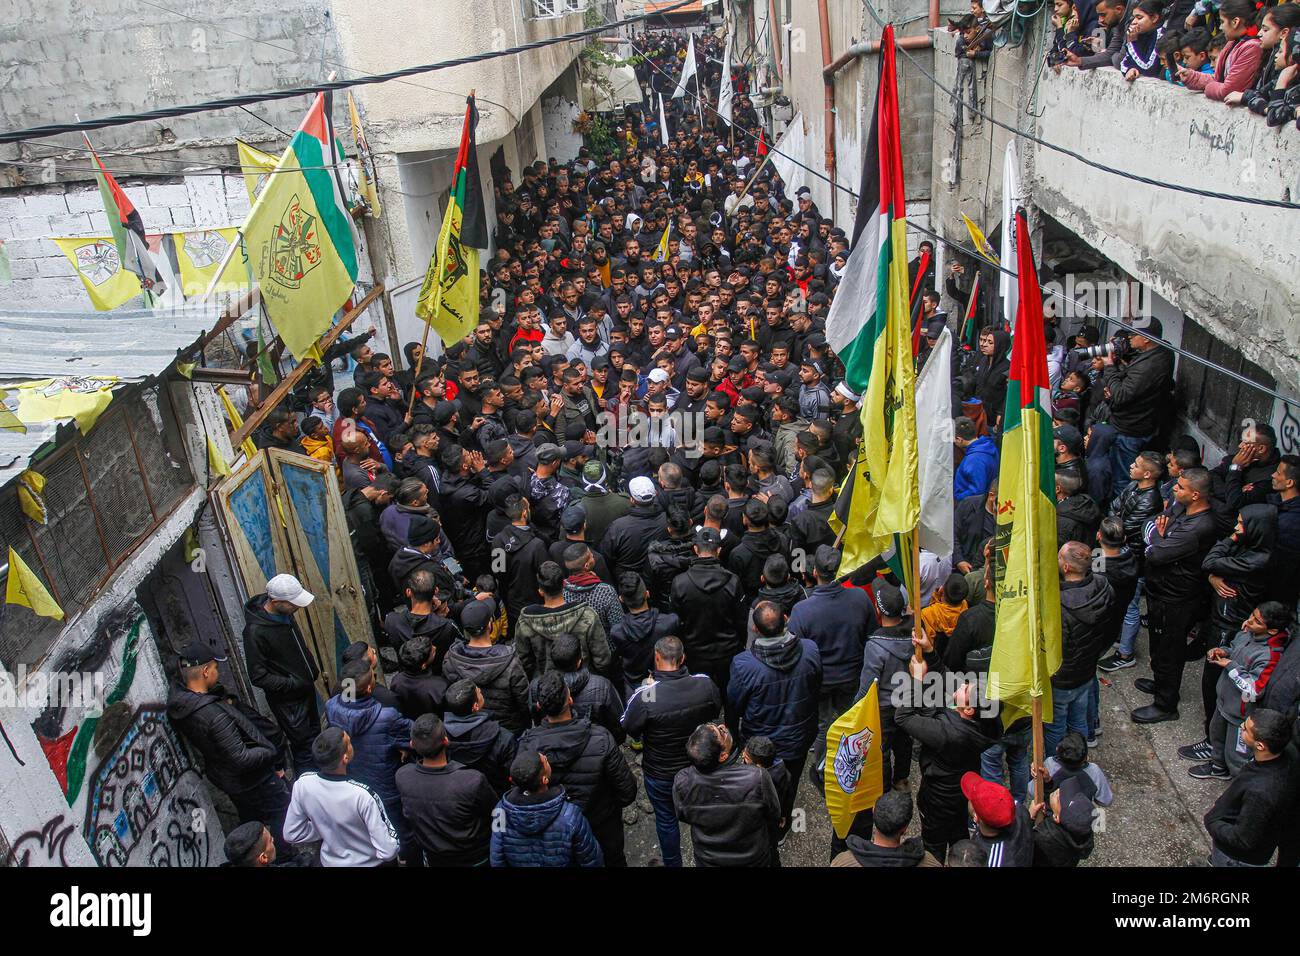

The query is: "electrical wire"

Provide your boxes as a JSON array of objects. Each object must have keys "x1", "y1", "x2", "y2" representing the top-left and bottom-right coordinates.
[
  {"x1": 0, "y1": 0, "x2": 699, "y2": 146},
  {"x1": 625, "y1": 34, "x2": 1300, "y2": 409}
]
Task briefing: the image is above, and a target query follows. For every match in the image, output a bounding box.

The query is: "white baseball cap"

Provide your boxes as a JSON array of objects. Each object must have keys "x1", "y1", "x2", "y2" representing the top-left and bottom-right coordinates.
[
  {"x1": 267, "y1": 573, "x2": 314, "y2": 607},
  {"x1": 628, "y1": 476, "x2": 657, "y2": 502},
  {"x1": 647, "y1": 368, "x2": 670, "y2": 384}
]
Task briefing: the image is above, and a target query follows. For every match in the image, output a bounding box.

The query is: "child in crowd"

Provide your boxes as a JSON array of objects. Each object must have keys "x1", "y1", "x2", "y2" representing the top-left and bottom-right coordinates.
[
  {"x1": 1121, "y1": 0, "x2": 1168, "y2": 81},
  {"x1": 1177, "y1": 27, "x2": 1216, "y2": 77},
  {"x1": 1179, "y1": 0, "x2": 1263, "y2": 99},
  {"x1": 921, "y1": 573, "x2": 970, "y2": 661},
  {"x1": 742, "y1": 736, "x2": 790, "y2": 866},
  {"x1": 299, "y1": 415, "x2": 335, "y2": 465}
]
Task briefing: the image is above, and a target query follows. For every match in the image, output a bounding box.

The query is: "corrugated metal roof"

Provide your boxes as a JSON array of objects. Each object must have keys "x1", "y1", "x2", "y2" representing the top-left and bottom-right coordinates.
[{"x1": 0, "y1": 304, "x2": 219, "y2": 480}]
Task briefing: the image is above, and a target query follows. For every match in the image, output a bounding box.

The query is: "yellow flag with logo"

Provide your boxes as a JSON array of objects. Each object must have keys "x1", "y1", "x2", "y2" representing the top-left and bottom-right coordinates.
[
  {"x1": 173, "y1": 228, "x2": 248, "y2": 296},
  {"x1": 18, "y1": 469, "x2": 47, "y2": 524},
  {"x1": 237, "y1": 140, "x2": 280, "y2": 205},
  {"x1": 5, "y1": 547, "x2": 63, "y2": 621},
  {"x1": 824, "y1": 680, "x2": 885, "y2": 839},
  {"x1": 52, "y1": 237, "x2": 142, "y2": 310},
  {"x1": 961, "y1": 213, "x2": 999, "y2": 265}
]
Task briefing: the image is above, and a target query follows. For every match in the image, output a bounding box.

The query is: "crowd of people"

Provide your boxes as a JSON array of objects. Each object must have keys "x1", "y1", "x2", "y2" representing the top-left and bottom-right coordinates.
[
  {"x1": 1046, "y1": 0, "x2": 1300, "y2": 128},
  {"x1": 167, "y1": 27, "x2": 1300, "y2": 870}
]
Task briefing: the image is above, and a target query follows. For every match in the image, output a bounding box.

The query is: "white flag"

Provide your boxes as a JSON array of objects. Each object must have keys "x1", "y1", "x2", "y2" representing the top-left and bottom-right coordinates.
[
  {"x1": 672, "y1": 36, "x2": 698, "y2": 99},
  {"x1": 917, "y1": 326, "x2": 955, "y2": 558},
  {"x1": 659, "y1": 93, "x2": 670, "y2": 146},
  {"x1": 1000, "y1": 141, "x2": 1021, "y2": 330},
  {"x1": 717, "y1": 34, "x2": 734, "y2": 126}
]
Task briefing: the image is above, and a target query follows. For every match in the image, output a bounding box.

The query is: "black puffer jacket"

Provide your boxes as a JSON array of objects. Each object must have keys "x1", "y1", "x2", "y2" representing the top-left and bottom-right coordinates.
[
  {"x1": 599, "y1": 502, "x2": 668, "y2": 582},
  {"x1": 1108, "y1": 480, "x2": 1163, "y2": 559},
  {"x1": 645, "y1": 537, "x2": 696, "y2": 611},
  {"x1": 672, "y1": 760, "x2": 782, "y2": 867},
  {"x1": 1054, "y1": 573, "x2": 1115, "y2": 689},
  {"x1": 1102, "y1": 345, "x2": 1175, "y2": 437},
  {"x1": 1201, "y1": 503, "x2": 1278, "y2": 640},
  {"x1": 517, "y1": 717, "x2": 636, "y2": 825},
  {"x1": 608, "y1": 607, "x2": 680, "y2": 691},
  {"x1": 621, "y1": 667, "x2": 722, "y2": 779},
  {"x1": 166, "y1": 684, "x2": 281, "y2": 795},
  {"x1": 241, "y1": 595, "x2": 322, "y2": 745},
  {"x1": 441, "y1": 641, "x2": 531, "y2": 733},
  {"x1": 670, "y1": 557, "x2": 745, "y2": 666}
]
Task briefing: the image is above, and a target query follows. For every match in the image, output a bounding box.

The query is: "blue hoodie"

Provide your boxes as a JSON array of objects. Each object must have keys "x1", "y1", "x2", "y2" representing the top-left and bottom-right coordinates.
[{"x1": 954, "y1": 435, "x2": 999, "y2": 501}]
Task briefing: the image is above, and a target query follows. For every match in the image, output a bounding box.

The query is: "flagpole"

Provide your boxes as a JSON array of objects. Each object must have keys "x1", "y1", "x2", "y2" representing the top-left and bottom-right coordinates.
[{"x1": 408, "y1": 88, "x2": 474, "y2": 419}]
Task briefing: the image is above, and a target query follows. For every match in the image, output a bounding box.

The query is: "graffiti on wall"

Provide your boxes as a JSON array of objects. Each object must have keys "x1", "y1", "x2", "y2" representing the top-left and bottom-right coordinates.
[
  {"x1": 0, "y1": 813, "x2": 77, "y2": 867},
  {"x1": 29, "y1": 603, "x2": 220, "y2": 867}
]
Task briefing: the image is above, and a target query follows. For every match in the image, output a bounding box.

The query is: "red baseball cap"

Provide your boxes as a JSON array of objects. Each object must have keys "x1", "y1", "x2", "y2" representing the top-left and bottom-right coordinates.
[{"x1": 960, "y1": 771, "x2": 1015, "y2": 829}]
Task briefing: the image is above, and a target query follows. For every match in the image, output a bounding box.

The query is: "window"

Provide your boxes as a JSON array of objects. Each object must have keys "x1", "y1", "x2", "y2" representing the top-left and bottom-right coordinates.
[
  {"x1": 1175, "y1": 317, "x2": 1276, "y2": 454},
  {"x1": 530, "y1": 0, "x2": 587, "y2": 18},
  {"x1": 0, "y1": 382, "x2": 195, "y2": 671}
]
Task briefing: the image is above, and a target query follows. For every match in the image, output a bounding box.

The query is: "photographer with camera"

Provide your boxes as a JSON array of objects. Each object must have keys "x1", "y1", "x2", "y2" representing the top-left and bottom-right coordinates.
[{"x1": 1087, "y1": 318, "x2": 1175, "y2": 493}]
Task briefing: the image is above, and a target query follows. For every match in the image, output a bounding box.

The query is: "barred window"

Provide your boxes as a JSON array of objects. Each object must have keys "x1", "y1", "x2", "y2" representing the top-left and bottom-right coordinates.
[
  {"x1": 1175, "y1": 318, "x2": 1276, "y2": 455},
  {"x1": 0, "y1": 382, "x2": 195, "y2": 671}
]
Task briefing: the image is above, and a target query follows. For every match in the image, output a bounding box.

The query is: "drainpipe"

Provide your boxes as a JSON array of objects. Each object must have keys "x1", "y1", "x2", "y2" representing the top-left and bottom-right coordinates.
[
  {"x1": 823, "y1": 0, "x2": 940, "y2": 79},
  {"x1": 817, "y1": 0, "x2": 836, "y2": 222}
]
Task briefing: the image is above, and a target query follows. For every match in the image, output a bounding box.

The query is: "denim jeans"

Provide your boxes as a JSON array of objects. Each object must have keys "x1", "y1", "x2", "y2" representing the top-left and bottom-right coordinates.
[
  {"x1": 1118, "y1": 579, "x2": 1144, "y2": 657},
  {"x1": 981, "y1": 723, "x2": 1031, "y2": 801},
  {"x1": 1210, "y1": 845, "x2": 1268, "y2": 867},
  {"x1": 1110, "y1": 431, "x2": 1155, "y2": 497},
  {"x1": 642, "y1": 774, "x2": 682, "y2": 868},
  {"x1": 1044, "y1": 682, "x2": 1093, "y2": 756}
]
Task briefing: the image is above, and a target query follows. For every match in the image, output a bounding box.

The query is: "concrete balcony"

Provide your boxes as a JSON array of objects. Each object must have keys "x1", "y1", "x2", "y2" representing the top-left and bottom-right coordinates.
[{"x1": 1031, "y1": 63, "x2": 1299, "y2": 389}]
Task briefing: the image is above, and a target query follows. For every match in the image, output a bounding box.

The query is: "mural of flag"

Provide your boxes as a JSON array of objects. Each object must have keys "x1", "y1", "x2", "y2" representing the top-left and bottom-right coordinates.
[
  {"x1": 987, "y1": 208, "x2": 1062, "y2": 728},
  {"x1": 239, "y1": 92, "x2": 360, "y2": 360},
  {"x1": 415, "y1": 94, "x2": 488, "y2": 345},
  {"x1": 84, "y1": 137, "x2": 166, "y2": 302},
  {"x1": 825, "y1": 26, "x2": 918, "y2": 573}
]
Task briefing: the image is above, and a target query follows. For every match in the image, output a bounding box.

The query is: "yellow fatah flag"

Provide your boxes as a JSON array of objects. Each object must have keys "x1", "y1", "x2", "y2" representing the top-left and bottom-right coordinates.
[
  {"x1": 961, "y1": 213, "x2": 999, "y2": 265},
  {"x1": 237, "y1": 140, "x2": 280, "y2": 205},
  {"x1": 52, "y1": 237, "x2": 142, "y2": 310},
  {"x1": 18, "y1": 469, "x2": 47, "y2": 524},
  {"x1": 824, "y1": 681, "x2": 885, "y2": 839},
  {"x1": 217, "y1": 386, "x2": 258, "y2": 461},
  {"x1": 416, "y1": 96, "x2": 488, "y2": 345},
  {"x1": 654, "y1": 225, "x2": 671, "y2": 262},
  {"x1": 5, "y1": 547, "x2": 63, "y2": 621},
  {"x1": 173, "y1": 228, "x2": 248, "y2": 296},
  {"x1": 348, "y1": 92, "x2": 382, "y2": 218},
  {"x1": 207, "y1": 437, "x2": 232, "y2": 477},
  {"x1": 12, "y1": 377, "x2": 117, "y2": 433}
]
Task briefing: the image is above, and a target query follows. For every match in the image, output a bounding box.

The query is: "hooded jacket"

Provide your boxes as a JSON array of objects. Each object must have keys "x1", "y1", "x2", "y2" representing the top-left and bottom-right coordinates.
[
  {"x1": 1214, "y1": 624, "x2": 1287, "y2": 724},
  {"x1": 670, "y1": 557, "x2": 745, "y2": 667},
  {"x1": 517, "y1": 716, "x2": 636, "y2": 826},
  {"x1": 599, "y1": 501, "x2": 669, "y2": 582},
  {"x1": 166, "y1": 684, "x2": 281, "y2": 795},
  {"x1": 1056, "y1": 492, "x2": 1102, "y2": 550},
  {"x1": 1202, "y1": 504, "x2": 1278, "y2": 638},
  {"x1": 388, "y1": 667, "x2": 448, "y2": 720},
  {"x1": 380, "y1": 606, "x2": 462, "y2": 673},
  {"x1": 672, "y1": 760, "x2": 782, "y2": 867},
  {"x1": 608, "y1": 607, "x2": 680, "y2": 691},
  {"x1": 490, "y1": 785, "x2": 604, "y2": 867},
  {"x1": 576, "y1": 487, "x2": 631, "y2": 548},
  {"x1": 967, "y1": 330, "x2": 1011, "y2": 420},
  {"x1": 441, "y1": 640, "x2": 531, "y2": 732},
  {"x1": 726, "y1": 634, "x2": 823, "y2": 759},
  {"x1": 514, "y1": 601, "x2": 611, "y2": 678},
  {"x1": 831, "y1": 835, "x2": 942, "y2": 867},
  {"x1": 1032, "y1": 814, "x2": 1094, "y2": 867},
  {"x1": 1085, "y1": 422, "x2": 1118, "y2": 506},
  {"x1": 727, "y1": 528, "x2": 789, "y2": 603},
  {"x1": 1054, "y1": 572, "x2": 1115, "y2": 689},
  {"x1": 857, "y1": 622, "x2": 916, "y2": 723},
  {"x1": 241, "y1": 595, "x2": 322, "y2": 745},
  {"x1": 324, "y1": 694, "x2": 413, "y2": 808},
  {"x1": 445, "y1": 711, "x2": 518, "y2": 795},
  {"x1": 490, "y1": 524, "x2": 551, "y2": 622},
  {"x1": 621, "y1": 667, "x2": 722, "y2": 780},
  {"x1": 529, "y1": 667, "x2": 626, "y2": 743},
  {"x1": 788, "y1": 583, "x2": 878, "y2": 687},
  {"x1": 953, "y1": 435, "x2": 999, "y2": 501},
  {"x1": 563, "y1": 577, "x2": 624, "y2": 643}
]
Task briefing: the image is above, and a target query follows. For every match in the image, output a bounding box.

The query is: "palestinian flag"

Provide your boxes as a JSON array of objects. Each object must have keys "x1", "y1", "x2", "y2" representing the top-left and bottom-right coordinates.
[
  {"x1": 825, "y1": 26, "x2": 918, "y2": 573},
  {"x1": 416, "y1": 95, "x2": 488, "y2": 344},
  {"x1": 84, "y1": 136, "x2": 166, "y2": 300},
  {"x1": 987, "y1": 208, "x2": 1062, "y2": 728},
  {"x1": 240, "y1": 92, "x2": 359, "y2": 359}
]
